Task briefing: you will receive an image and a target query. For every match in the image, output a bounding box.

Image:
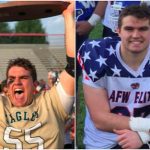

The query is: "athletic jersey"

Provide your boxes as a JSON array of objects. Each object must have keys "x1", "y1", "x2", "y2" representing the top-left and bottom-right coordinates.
[
  {"x1": 103, "y1": 1, "x2": 141, "y2": 32},
  {"x1": 0, "y1": 86, "x2": 68, "y2": 149},
  {"x1": 76, "y1": 1, "x2": 98, "y2": 21},
  {"x1": 78, "y1": 37, "x2": 150, "y2": 148}
]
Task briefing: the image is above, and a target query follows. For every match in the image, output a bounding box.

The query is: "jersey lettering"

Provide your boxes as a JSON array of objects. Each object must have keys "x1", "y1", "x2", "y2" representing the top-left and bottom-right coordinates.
[
  {"x1": 109, "y1": 90, "x2": 130, "y2": 103},
  {"x1": 6, "y1": 111, "x2": 39, "y2": 124},
  {"x1": 4, "y1": 123, "x2": 44, "y2": 149},
  {"x1": 79, "y1": 1, "x2": 96, "y2": 9},
  {"x1": 134, "y1": 91, "x2": 150, "y2": 103},
  {"x1": 109, "y1": 90, "x2": 150, "y2": 104}
]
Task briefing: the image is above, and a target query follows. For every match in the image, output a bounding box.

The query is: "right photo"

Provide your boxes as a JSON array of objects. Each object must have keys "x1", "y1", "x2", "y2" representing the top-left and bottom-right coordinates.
[{"x1": 76, "y1": 1, "x2": 150, "y2": 149}]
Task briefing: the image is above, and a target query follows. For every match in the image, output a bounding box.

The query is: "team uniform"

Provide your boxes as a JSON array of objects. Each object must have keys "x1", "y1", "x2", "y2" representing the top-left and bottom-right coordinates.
[
  {"x1": 78, "y1": 37, "x2": 150, "y2": 148},
  {"x1": 76, "y1": 1, "x2": 98, "y2": 49},
  {"x1": 76, "y1": 1, "x2": 98, "y2": 21},
  {"x1": 0, "y1": 85, "x2": 69, "y2": 149},
  {"x1": 102, "y1": 1, "x2": 141, "y2": 37}
]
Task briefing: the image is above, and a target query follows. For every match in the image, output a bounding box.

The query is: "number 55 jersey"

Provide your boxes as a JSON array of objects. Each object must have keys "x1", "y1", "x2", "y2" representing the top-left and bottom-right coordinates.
[
  {"x1": 78, "y1": 37, "x2": 150, "y2": 148},
  {"x1": 0, "y1": 86, "x2": 67, "y2": 149}
]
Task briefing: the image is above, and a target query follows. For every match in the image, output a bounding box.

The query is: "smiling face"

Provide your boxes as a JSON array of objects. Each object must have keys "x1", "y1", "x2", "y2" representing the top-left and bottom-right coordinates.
[
  {"x1": 117, "y1": 16, "x2": 150, "y2": 54},
  {"x1": 7, "y1": 66, "x2": 35, "y2": 107}
]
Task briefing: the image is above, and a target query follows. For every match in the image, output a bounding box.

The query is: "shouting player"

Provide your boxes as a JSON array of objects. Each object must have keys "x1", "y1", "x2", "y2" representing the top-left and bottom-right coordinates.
[
  {"x1": 0, "y1": 1, "x2": 75, "y2": 149},
  {"x1": 78, "y1": 4, "x2": 150, "y2": 149}
]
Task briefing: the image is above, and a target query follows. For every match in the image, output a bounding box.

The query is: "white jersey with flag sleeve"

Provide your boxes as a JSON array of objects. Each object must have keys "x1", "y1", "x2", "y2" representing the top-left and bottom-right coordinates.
[{"x1": 77, "y1": 37, "x2": 150, "y2": 148}]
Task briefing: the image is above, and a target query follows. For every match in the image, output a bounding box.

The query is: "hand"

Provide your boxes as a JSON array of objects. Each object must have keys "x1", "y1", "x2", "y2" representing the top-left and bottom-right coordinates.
[
  {"x1": 63, "y1": 1, "x2": 74, "y2": 15},
  {"x1": 76, "y1": 21, "x2": 93, "y2": 36},
  {"x1": 114, "y1": 129, "x2": 143, "y2": 149}
]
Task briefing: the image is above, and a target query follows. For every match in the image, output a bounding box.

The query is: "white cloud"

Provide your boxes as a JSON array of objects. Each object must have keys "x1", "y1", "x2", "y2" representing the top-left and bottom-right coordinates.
[
  {"x1": 41, "y1": 15, "x2": 65, "y2": 45},
  {"x1": 41, "y1": 15, "x2": 64, "y2": 34}
]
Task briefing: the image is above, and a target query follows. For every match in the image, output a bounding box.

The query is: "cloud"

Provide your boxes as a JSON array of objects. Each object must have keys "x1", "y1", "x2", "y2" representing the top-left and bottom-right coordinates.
[
  {"x1": 41, "y1": 15, "x2": 65, "y2": 45},
  {"x1": 41, "y1": 15, "x2": 64, "y2": 34}
]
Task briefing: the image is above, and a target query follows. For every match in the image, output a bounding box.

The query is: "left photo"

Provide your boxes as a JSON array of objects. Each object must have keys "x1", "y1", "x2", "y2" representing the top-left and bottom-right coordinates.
[{"x1": 0, "y1": 1, "x2": 75, "y2": 149}]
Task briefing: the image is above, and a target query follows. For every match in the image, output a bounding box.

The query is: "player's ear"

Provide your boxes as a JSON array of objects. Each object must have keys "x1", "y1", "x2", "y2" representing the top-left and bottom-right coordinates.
[{"x1": 116, "y1": 27, "x2": 121, "y2": 36}]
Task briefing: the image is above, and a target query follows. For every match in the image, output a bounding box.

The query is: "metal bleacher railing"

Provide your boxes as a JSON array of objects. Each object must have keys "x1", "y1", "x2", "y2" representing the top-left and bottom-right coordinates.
[{"x1": 0, "y1": 33, "x2": 66, "y2": 81}]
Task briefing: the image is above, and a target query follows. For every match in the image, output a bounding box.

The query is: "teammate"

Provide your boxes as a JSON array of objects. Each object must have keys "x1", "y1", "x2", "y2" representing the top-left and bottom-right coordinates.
[
  {"x1": 103, "y1": 1, "x2": 143, "y2": 37},
  {"x1": 76, "y1": 1, "x2": 107, "y2": 49},
  {"x1": 78, "y1": 4, "x2": 150, "y2": 149},
  {"x1": 0, "y1": 1, "x2": 75, "y2": 149}
]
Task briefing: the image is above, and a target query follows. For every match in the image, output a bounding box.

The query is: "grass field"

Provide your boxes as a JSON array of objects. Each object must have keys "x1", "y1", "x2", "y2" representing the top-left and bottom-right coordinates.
[{"x1": 76, "y1": 23, "x2": 103, "y2": 148}]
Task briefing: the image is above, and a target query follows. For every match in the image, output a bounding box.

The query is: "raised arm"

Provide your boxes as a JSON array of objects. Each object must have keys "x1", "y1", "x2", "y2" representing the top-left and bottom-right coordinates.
[{"x1": 59, "y1": 1, "x2": 75, "y2": 96}]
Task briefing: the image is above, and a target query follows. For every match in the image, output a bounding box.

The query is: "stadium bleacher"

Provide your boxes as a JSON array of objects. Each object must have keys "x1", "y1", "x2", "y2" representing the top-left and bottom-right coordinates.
[{"x1": 0, "y1": 44, "x2": 66, "y2": 81}]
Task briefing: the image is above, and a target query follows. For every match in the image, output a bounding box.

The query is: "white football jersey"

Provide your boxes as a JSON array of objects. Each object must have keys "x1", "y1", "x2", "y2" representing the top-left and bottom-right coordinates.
[{"x1": 78, "y1": 37, "x2": 150, "y2": 148}]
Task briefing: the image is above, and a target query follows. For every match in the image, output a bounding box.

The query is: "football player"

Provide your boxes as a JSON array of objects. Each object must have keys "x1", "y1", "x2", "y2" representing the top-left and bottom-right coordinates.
[
  {"x1": 0, "y1": 1, "x2": 75, "y2": 149},
  {"x1": 78, "y1": 4, "x2": 150, "y2": 149}
]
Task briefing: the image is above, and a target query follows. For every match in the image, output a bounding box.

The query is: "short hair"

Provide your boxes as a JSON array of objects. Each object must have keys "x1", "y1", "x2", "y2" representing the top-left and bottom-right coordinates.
[
  {"x1": 118, "y1": 3, "x2": 150, "y2": 28},
  {"x1": 6, "y1": 58, "x2": 37, "y2": 82},
  {"x1": 1, "y1": 79, "x2": 7, "y2": 89}
]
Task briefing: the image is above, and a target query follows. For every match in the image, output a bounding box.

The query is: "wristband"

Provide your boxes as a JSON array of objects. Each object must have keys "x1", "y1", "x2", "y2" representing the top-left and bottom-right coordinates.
[
  {"x1": 65, "y1": 56, "x2": 74, "y2": 77},
  {"x1": 138, "y1": 131, "x2": 150, "y2": 144},
  {"x1": 88, "y1": 13, "x2": 101, "y2": 26},
  {"x1": 130, "y1": 117, "x2": 150, "y2": 132}
]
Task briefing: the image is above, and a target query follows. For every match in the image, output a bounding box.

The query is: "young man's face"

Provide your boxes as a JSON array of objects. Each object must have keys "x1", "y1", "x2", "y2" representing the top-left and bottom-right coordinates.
[
  {"x1": 7, "y1": 66, "x2": 35, "y2": 107},
  {"x1": 117, "y1": 16, "x2": 150, "y2": 53}
]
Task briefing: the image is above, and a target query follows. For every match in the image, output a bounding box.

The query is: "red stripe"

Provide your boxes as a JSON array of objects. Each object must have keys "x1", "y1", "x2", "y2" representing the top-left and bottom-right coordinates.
[{"x1": 0, "y1": 33, "x2": 64, "y2": 36}]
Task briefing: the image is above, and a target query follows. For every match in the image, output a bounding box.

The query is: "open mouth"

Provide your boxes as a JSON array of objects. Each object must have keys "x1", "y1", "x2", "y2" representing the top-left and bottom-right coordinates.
[
  {"x1": 14, "y1": 89, "x2": 24, "y2": 100},
  {"x1": 14, "y1": 89, "x2": 24, "y2": 94}
]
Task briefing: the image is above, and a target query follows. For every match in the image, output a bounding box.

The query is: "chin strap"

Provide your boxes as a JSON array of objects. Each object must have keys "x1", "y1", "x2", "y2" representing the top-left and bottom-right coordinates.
[{"x1": 65, "y1": 56, "x2": 74, "y2": 77}]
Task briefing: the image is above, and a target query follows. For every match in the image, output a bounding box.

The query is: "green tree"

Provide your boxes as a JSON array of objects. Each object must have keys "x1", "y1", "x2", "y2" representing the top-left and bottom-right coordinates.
[
  {"x1": 14, "y1": 19, "x2": 47, "y2": 43},
  {"x1": 0, "y1": 22, "x2": 13, "y2": 43}
]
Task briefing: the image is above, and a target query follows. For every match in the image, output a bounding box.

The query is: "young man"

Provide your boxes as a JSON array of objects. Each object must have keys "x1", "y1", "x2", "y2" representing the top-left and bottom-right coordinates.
[
  {"x1": 78, "y1": 4, "x2": 150, "y2": 149},
  {"x1": 0, "y1": 1, "x2": 75, "y2": 149}
]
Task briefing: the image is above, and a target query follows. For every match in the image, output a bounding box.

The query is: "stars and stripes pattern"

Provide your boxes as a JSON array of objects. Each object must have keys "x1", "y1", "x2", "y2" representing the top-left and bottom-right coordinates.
[{"x1": 77, "y1": 37, "x2": 150, "y2": 83}]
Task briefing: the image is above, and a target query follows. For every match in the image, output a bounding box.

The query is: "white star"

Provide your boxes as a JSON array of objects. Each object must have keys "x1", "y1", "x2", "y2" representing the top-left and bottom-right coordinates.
[
  {"x1": 96, "y1": 56, "x2": 107, "y2": 67},
  {"x1": 106, "y1": 46, "x2": 116, "y2": 56},
  {"x1": 89, "y1": 69, "x2": 98, "y2": 81},
  {"x1": 89, "y1": 40, "x2": 101, "y2": 48},
  {"x1": 112, "y1": 65, "x2": 121, "y2": 76},
  {"x1": 83, "y1": 51, "x2": 91, "y2": 63}
]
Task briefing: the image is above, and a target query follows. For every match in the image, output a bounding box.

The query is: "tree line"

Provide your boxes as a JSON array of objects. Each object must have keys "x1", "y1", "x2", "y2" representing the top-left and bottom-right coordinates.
[{"x1": 0, "y1": 19, "x2": 47, "y2": 44}]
